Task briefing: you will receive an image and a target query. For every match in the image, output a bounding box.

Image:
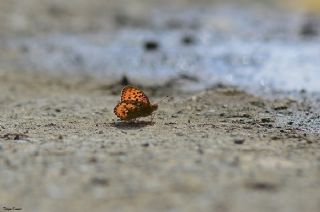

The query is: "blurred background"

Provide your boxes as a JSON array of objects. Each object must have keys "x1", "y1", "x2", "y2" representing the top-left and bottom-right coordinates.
[{"x1": 0, "y1": 0, "x2": 319, "y2": 92}]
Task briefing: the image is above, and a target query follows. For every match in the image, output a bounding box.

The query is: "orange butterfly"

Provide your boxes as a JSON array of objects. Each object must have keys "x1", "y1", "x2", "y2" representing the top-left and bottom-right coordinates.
[{"x1": 114, "y1": 86, "x2": 158, "y2": 121}]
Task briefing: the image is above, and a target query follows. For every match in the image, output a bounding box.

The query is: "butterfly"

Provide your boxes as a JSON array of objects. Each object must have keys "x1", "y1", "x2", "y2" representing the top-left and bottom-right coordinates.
[{"x1": 114, "y1": 86, "x2": 158, "y2": 121}]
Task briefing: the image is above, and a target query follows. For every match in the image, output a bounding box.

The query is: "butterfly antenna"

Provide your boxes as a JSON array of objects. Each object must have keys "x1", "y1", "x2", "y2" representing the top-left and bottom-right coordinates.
[{"x1": 157, "y1": 95, "x2": 170, "y2": 104}]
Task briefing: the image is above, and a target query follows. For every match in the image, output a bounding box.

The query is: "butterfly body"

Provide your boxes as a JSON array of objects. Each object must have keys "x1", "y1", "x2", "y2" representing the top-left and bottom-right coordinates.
[{"x1": 114, "y1": 86, "x2": 158, "y2": 121}]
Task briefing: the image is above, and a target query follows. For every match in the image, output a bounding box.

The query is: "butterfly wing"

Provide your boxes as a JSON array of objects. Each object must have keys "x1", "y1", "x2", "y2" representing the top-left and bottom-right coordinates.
[
  {"x1": 114, "y1": 100, "x2": 146, "y2": 120},
  {"x1": 121, "y1": 86, "x2": 150, "y2": 104}
]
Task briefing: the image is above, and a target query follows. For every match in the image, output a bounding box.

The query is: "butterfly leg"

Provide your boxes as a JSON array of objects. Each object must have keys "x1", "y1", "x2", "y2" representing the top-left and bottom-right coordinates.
[{"x1": 128, "y1": 119, "x2": 137, "y2": 124}]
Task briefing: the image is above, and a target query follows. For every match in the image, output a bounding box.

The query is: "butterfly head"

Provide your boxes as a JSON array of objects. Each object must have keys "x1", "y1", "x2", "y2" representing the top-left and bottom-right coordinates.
[{"x1": 151, "y1": 103, "x2": 158, "y2": 111}]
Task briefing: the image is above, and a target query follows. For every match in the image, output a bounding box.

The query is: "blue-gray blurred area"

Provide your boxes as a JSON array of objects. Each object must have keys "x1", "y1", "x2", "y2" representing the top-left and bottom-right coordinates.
[{"x1": 0, "y1": 0, "x2": 319, "y2": 92}]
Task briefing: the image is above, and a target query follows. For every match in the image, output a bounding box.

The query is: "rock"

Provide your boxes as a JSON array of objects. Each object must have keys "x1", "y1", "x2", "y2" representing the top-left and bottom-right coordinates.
[
  {"x1": 234, "y1": 138, "x2": 245, "y2": 144},
  {"x1": 144, "y1": 41, "x2": 159, "y2": 51}
]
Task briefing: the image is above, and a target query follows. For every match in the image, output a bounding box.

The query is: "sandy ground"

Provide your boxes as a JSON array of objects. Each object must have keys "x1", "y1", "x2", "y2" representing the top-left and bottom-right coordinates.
[
  {"x1": 0, "y1": 70, "x2": 319, "y2": 212},
  {"x1": 0, "y1": 0, "x2": 320, "y2": 211}
]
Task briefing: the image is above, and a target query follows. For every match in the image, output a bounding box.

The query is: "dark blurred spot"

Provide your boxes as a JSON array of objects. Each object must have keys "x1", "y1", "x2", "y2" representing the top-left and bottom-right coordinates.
[
  {"x1": 261, "y1": 117, "x2": 272, "y2": 123},
  {"x1": 45, "y1": 123, "x2": 56, "y2": 127},
  {"x1": 120, "y1": 75, "x2": 129, "y2": 86},
  {"x1": 14, "y1": 134, "x2": 21, "y2": 140},
  {"x1": 271, "y1": 135, "x2": 281, "y2": 140},
  {"x1": 144, "y1": 41, "x2": 159, "y2": 51},
  {"x1": 250, "y1": 101, "x2": 265, "y2": 108},
  {"x1": 234, "y1": 138, "x2": 245, "y2": 144},
  {"x1": 47, "y1": 4, "x2": 68, "y2": 17},
  {"x1": 166, "y1": 19, "x2": 199, "y2": 30},
  {"x1": 296, "y1": 169, "x2": 303, "y2": 177},
  {"x1": 246, "y1": 182, "x2": 278, "y2": 191},
  {"x1": 141, "y1": 142, "x2": 150, "y2": 147},
  {"x1": 181, "y1": 35, "x2": 195, "y2": 45},
  {"x1": 114, "y1": 13, "x2": 149, "y2": 28},
  {"x1": 96, "y1": 75, "x2": 131, "y2": 95},
  {"x1": 166, "y1": 19, "x2": 184, "y2": 29},
  {"x1": 19, "y1": 45, "x2": 29, "y2": 53},
  {"x1": 71, "y1": 54, "x2": 84, "y2": 66},
  {"x1": 91, "y1": 177, "x2": 109, "y2": 186},
  {"x1": 114, "y1": 13, "x2": 130, "y2": 26},
  {"x1": 1, "y1": 133, "x2": 28, "y2": 141},
  {"x1": 88, "y1": 156, "x2": 97, "y2": 163},
  {"x1": 164, "y1": 122, "x2": 177, "y2": 125},
  {"x1": 300, "y1": 20, "x2": 318, "y2": 38},
  {"x1": 175, "y1": 132, "x2": 184, "y2": 136},
  {"x1": 197, "y1": 145, "x2": 204, "y2": 155},
  {"x1": 272, "y1": 104, "x2": 288, "y2": 110},
  {"x1": 300, "y1": 89, "x2": 306, "y2": 94},
  {"x1": 178, "y1": 73, "x2": 199, "y2": 82}
]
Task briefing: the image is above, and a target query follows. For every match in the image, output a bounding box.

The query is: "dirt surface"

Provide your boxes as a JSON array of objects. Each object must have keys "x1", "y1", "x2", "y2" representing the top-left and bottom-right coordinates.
[
  {"x1": 1, "y1": 0, "x2": 320, "y2": 211},
  {"x1": 0, "y1": 70, "x2": 319, "y2": 212}
]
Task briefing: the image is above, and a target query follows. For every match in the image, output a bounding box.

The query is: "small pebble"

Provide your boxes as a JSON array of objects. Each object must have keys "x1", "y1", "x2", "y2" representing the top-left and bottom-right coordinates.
[
  {"x1": 91, "y1": 177, "x2": 109, "y2": 186},
  {"x1": 271, "y1": 136, "x2": 280, "y2": 140},
  {"x1": 120, "y1": 75, "x2": 129, "y2": 85},
  {"x1": 88, "y1": 157, "x2": 97, "y2": 163},
  {"x1": 234, "y1": 138, "x2": 245, "y2": 145},
  {"x1": 141, "y1": 142, "x2": 150, "y2": 147},
  {"x1": 175, "y1": 132, "x2": 184, "y2": 136},
  {"x1": 197, "y1": 147, "x2": 204, "y2": 155},
  {"x1": 261, "y1": 117, "x2": 272, "y2": 123},
  {"x1": 181, "y1": 35, "x2": 195, "y2": 45},
  {"x1": 300, "y1": 21, "x2": 318, "y2": 37},
  {"x1": 272, "y1": 105, "x2": 288, "y2": 110},
  {"x1": 246, "y1": 182, "x2": 277, "y2": 191},
  {"x1": 144, "y1": 41, "x2": 159, "y2": 51}
]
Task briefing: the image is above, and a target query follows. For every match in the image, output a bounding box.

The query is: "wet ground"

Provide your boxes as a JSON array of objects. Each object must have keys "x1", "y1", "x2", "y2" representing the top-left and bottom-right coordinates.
[
  {"x1": 0, "y1": 0, "x2": 320, "y2": 212},
  {"x1": 1, "y1": 1, "x2": 320, "y2": 92}
]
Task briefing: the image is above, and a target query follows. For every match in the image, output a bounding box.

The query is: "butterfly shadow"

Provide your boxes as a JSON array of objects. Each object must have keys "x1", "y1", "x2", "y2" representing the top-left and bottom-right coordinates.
[{"x1": 111, "y1": 120, "x2": 154, "y2": 130}]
